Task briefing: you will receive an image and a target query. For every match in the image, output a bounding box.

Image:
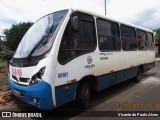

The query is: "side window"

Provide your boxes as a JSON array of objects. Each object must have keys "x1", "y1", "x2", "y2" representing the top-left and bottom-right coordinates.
[
  {"x1": 76, "y1": 20, "x2": 95, "y2": 49},
  {"x1": 136, "y1": 29, "x2": 148, "y2": 50},
  {"x1": 58, "y1": 13, "x2": 96, "y2": 64},
  {"x1": 121, "y1": 25, "x2": 137, "y2": 51},
  {"x1": 147, "y1": 32, "x2": 154, "y2": 50},
  {"x1": 97, "y1": 19, "x2": 121, "y2": 51}
]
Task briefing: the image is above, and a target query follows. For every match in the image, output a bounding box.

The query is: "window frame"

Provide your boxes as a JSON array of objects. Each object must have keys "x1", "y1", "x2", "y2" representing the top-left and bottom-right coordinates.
[
  {"x1": 147, "y1": 32, "x2": 154, "y2": 42},
  {"x1": 121, "y1": 25, "x2": 136, "y2": 39},
  {"x1": 136, "y1": 29, "x2": 148, "y2": 51},
  {"x1": 120, "y1": 24, "x2": 137, "y2": 51},
  {"x1": 147, "y1": 32, "x2": 155, "y2": 50},
  {"x1": 97, "y1": 18, "x2": 121, "y2": 52},
  {"x1": 58, "y1": 12, "x2": 97, "y2": 65}
]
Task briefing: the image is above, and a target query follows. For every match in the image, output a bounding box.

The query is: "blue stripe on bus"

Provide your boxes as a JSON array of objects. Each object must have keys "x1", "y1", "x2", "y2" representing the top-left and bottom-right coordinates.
[
  {"x1": 55, "y1": 82, "x2": 78, "y2": 107},
  {"x1": 8, "y1": 62, "x2": 155, "y2": 109},
  {"x1": 97, "y1": 67, "x2": 138, "y2": 91},
  {"x1": 55, "y1": 62, "x2": 155, "y2": 106},
  {"x1": 55, "y1": 67, "x2": 139, "y2": 106},
  {"x1": 8, "y1": 75, "x2": 53, "y2": 110}
]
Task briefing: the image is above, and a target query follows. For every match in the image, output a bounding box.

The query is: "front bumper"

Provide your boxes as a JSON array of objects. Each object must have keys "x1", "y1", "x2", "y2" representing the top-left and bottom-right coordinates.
[{"x1": 8, "y1": 74, "x2": 53, "y2": 110}]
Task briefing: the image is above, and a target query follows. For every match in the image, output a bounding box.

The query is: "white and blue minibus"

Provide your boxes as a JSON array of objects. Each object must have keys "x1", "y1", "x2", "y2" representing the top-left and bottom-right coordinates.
[{"x1": 8, "y1": 8, "x2": 155, "y2": 110}]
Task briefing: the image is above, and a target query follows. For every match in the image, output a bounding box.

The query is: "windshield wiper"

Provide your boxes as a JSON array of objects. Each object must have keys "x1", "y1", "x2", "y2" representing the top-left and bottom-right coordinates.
[
  {"x1": 27, "y1": 33, "x2": 52, "y2": 59},
  {"x1": 27, "y1": 24, "x2": 54, "y2": 59}
]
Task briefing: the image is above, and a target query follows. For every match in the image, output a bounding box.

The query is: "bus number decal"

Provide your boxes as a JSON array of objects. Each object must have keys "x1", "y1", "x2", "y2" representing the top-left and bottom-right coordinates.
[
  {"x1": 12, "y1": 68, "x2": 22, "y2": 77},
  {"x1": 100, "y1": 57, "x2": 108, "y2": 60},
  {"x1": 58, "y1": 72, "x2": 68, "y2": 78}
]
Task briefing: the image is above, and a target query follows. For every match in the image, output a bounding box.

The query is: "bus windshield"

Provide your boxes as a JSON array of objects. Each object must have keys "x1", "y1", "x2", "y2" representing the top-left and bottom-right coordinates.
[{"x1": 14, "y1": 10, "x2": 68, "y2": 58}]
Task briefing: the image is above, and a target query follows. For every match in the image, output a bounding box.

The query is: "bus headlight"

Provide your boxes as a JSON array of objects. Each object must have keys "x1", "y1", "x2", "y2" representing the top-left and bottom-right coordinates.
[{"x1": 30, "y1": 67, "x2": 45, "y2": 85}]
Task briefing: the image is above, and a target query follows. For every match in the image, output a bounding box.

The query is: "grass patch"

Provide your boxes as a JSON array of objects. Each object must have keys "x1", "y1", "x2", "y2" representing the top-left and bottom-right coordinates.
[{"x1": 0, "y1": 59, "x2": 8, "y2": 87}]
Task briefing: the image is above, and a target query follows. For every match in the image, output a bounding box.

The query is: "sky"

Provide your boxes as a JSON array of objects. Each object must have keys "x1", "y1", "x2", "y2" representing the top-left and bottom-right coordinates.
[{"x1": 0, "y1": 0, "x2": 160, "y2": 36}]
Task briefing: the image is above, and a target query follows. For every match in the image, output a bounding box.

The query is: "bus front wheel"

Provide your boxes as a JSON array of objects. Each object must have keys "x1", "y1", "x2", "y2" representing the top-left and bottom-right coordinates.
[{"x1": 76, "y1": 81, "x2": 91, "y2": 109}]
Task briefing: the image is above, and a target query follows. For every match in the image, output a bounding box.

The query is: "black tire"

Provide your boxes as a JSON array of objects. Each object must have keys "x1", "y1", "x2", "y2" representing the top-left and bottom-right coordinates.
[
  {"x1": 135, "y1": 68, "x2": 142, "y2": 82},
  {"x1": 76, "y1": 82, "x2": 91, "y2": 109}
]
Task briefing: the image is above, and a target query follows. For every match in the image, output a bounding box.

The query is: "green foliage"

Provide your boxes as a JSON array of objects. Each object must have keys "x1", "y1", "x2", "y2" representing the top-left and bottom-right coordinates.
[
  {"x1": 3, "y1": 22, "x2": 33, "y2": 51},
  {"x1": 0, "y1": 59, "x2": 7, "y2": 69},
  {"x1": 0, "y1": 38, "x2": 13, "y2": 61},
  {"x1": 0, "y1": 50, "x2": 14, "y2": 60},
  {"x1": 155, "y1": 28, "x2": 160, "y2": 40},
  {"x1": 0, "y1": 40, "x2": 9, "y2": 51}
]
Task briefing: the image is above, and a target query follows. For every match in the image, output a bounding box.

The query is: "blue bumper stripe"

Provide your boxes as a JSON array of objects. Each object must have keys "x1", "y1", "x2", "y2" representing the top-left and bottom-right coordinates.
[{"x1": 8, "y1": 75, "x2": 53, "y2": 110}]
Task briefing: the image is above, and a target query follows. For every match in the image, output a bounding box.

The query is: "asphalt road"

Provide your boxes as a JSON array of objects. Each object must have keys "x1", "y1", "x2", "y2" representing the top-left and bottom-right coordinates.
[{"x1": 2, "y1": 62, "x2": 160, "y2": 120}]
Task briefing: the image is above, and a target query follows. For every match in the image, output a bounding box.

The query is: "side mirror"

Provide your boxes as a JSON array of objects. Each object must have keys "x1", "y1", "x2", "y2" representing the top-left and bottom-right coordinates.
[{"x1": 72, "y1": 16, "x2": 79, "y2": 32}]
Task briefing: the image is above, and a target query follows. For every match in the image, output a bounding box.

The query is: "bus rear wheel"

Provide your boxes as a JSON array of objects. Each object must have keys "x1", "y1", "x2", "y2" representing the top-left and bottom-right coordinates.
[
  {"x1": 135, "y1": 68, "x2": 142, "y2": 82},
  {"x1": 76, "y1": 82, "x2": 91, "y2": 109}
]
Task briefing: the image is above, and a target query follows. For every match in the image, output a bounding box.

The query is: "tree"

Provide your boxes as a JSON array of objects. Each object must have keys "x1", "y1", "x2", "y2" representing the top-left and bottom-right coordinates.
[
  {"x1": 3, "y1": 22, "x2": 33, "y2": 51},
  {"x1": 0, "y1": 41, "x2": 7, "y2": 51},
  {"x1": 155, "y1": 28, "x2": 160, "y2": 40}
]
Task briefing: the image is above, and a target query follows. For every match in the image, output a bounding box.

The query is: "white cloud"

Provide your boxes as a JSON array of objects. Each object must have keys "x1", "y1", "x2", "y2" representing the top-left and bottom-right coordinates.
[
  {"x1": 132, "y1": 6, "x2": 160, "y2": 29},
  {"x1": 0, "y1": 0, "x2": 107, "y2": 34},
  {"x1": 0, "y1": 0, "x2": 106, "y2": 22},
  {"x1": 0, "y1": 0, "x2": 160, "y2": 35},
  {"x1": 107, "y1": 0, "x2": 159, "y2": 19},
  {"x1": 106, "y1": 0, "x2": 160, "y2": 29}
]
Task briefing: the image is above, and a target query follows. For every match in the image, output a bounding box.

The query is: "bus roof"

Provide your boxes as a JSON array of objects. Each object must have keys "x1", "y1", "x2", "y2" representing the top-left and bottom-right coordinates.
[{"x1": 71, "y1": 8, "x2": 153, "y2": 33}]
